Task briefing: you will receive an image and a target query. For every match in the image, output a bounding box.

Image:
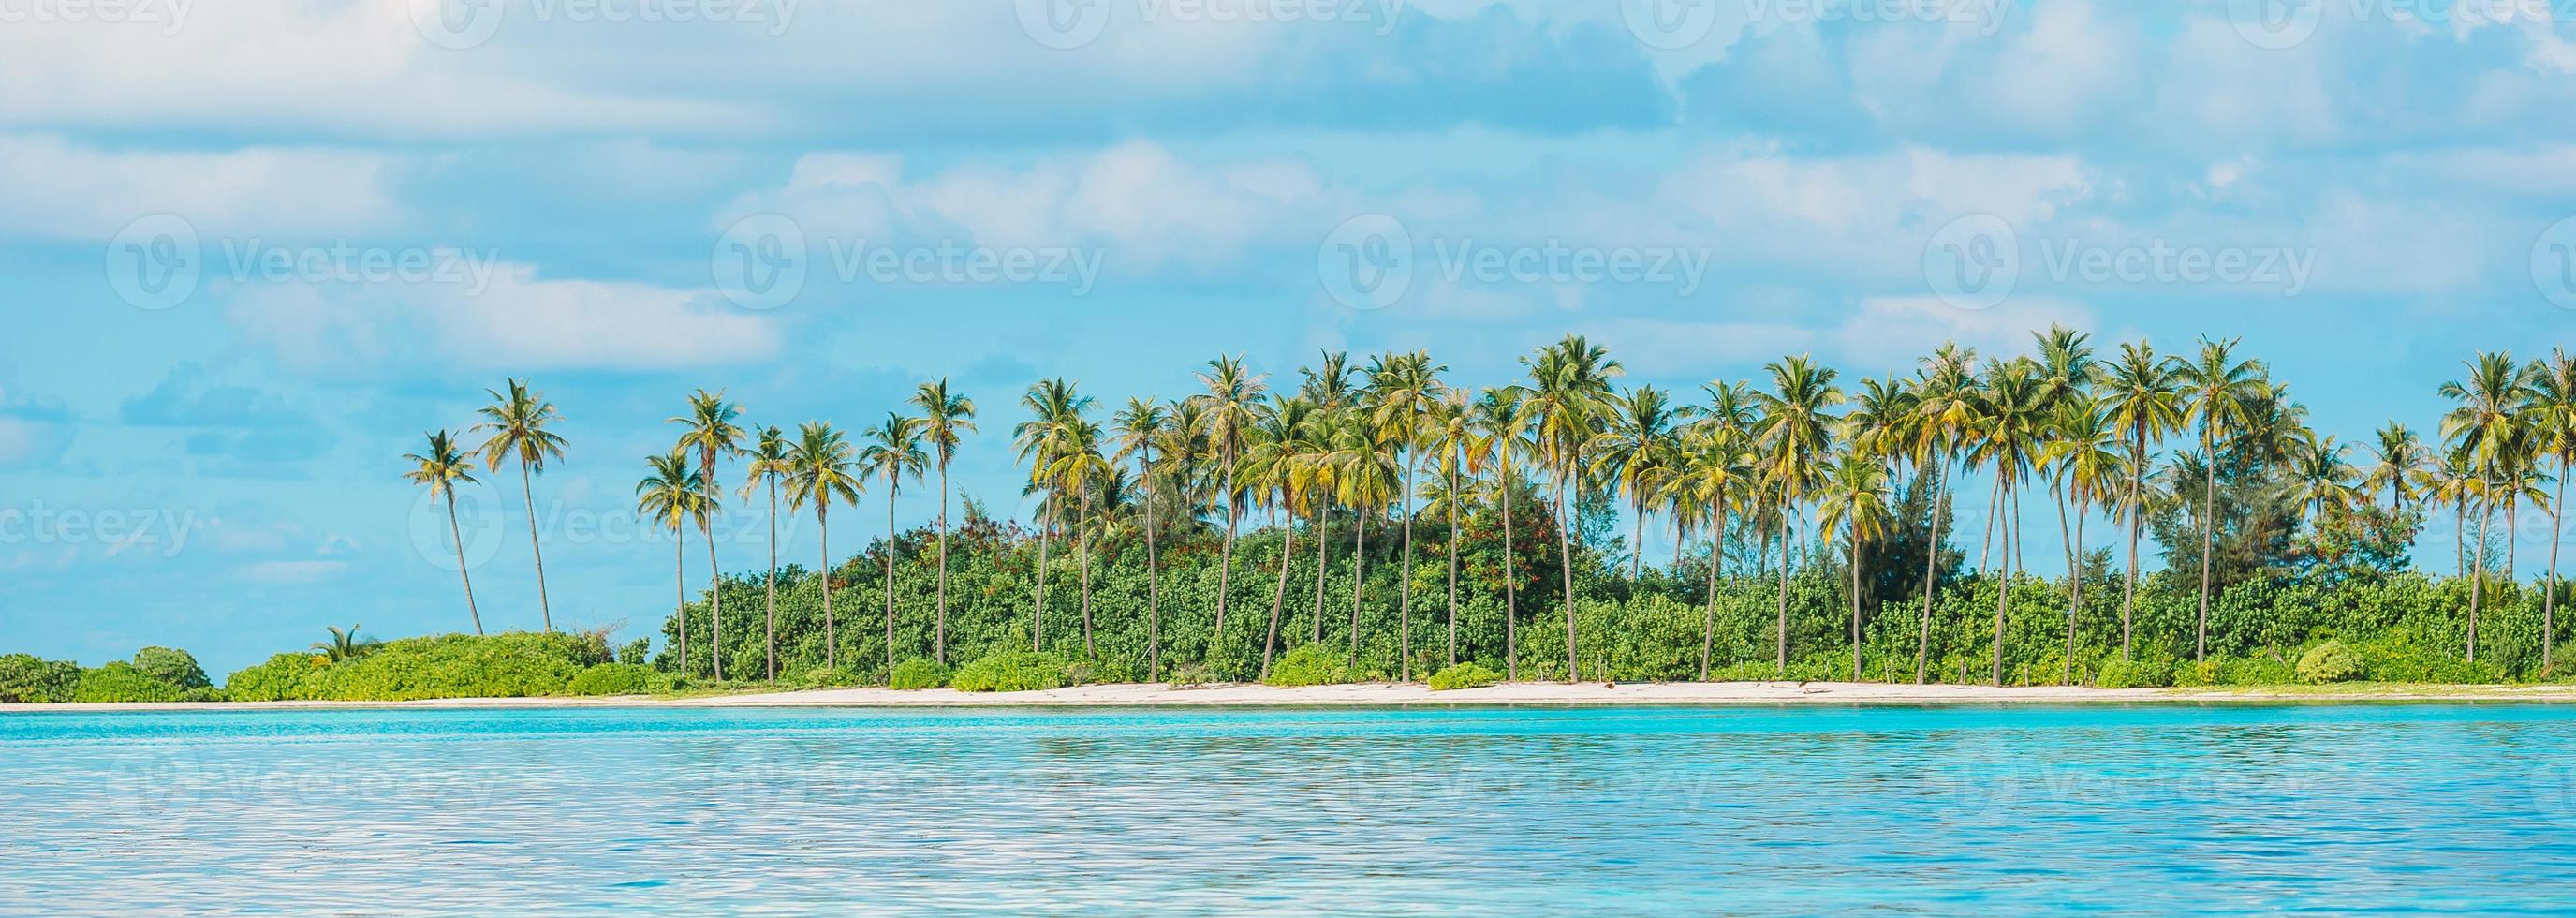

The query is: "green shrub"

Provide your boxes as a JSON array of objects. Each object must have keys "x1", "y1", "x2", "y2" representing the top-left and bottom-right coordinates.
[
  {"x1": 1163, "y1": 662, "x2": 1217, "y2": 686},
  {"x1": 2296, "y1": 641, "x2": 2366, "y2": 684},
  {"x1": 72, "y1": 661, "x2": 185, "y2": 703},
  {"x1": 951, "y1": 652, "x2": 1071, "y2": 692},
  {"x1": 0, "y1": 654, "x2": 80, "y2": 703},
  {"x1": 220, "y1": 632, "x2": 607, "y2": 702},
  {"x1": 889, "y1": 659, "x2": 950, "y2": 689},
  {"x1": 567, "y1": 663, "x2": 655, "y2": 696},
  {"x1": 1426, "y1": 661, "x2": 1503, "y2": 690},
  {"x1": 2093, "y1": 657, "x2": 2174, "y2": 688},
  {"x1": 131, "y1": 646, "x2": 210, "y2": 689},
  {"x1": 1262, "y1": 644, "x2": 1348, "y2": 688},
  {"x1": 795, "y1": 666, "x2": 862, "y2": 688},
  {"x1": 224, "y1": 653, "x2": 326, "y2": 701}
]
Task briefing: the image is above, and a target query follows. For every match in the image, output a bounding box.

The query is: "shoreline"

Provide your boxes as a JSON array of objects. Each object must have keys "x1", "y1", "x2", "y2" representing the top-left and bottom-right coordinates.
[{"x1": 7, "y1": 680, "x2": 2575, "y2": 713}]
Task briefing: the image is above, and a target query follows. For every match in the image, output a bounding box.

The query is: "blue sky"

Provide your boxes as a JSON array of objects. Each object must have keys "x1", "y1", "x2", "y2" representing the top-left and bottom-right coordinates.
[{"x1": 6, "y1": 0, "x2": 2576, "y2": 674}]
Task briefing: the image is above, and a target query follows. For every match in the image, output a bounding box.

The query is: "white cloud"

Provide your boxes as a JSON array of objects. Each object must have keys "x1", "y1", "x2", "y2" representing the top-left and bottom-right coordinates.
[{"x1": 0, "y1": 134, "x2": 397, "y2": 240}]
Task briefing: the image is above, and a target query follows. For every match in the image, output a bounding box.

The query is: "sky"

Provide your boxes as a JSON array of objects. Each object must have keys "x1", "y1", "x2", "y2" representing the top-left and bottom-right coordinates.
[{"x1": 6, "y1": 0, "x2": 2576, "y2": 674}]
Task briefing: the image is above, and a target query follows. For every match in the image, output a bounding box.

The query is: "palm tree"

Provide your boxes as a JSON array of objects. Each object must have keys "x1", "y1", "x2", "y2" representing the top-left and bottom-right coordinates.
[
  {"x1": 1366, "y1": 351, "x2": 1444, "y2": 680},
  {"x1": 671, "y1": 390, "x2": 745, "y2": 681},
  {"x1": 2440, "y1": 351, "x2": 2534, "y2": 663},
  {"x1": 313, "y1": 625, "x2": 376, "y2": 662},
  {"x1": 1908, "y1": 344, "x2": 1977, "y2": 682},
  {"x1": 860, "y1": 413, "x2": 927, "y2": 675},
  {"x1": 1329, "y1": 403, "x2": 1401, "y2": 670},
  {"x1": 1750, "y1": 355, "x2": 1841, "y2": 674},
  {"x1": 786, "y1": 422, "x2": 861, "y2": 671},
  {"x1": 1591, "y1": 385, "x2": 1682, "y2": 580},
  {"x1": 1523, "y1": 335, "x2": 1622, "y2": 681},
  {"x1": 2097, "y1": 342, "x2": 2182, "y2": 660},
  {"x1": 1247, "y1": 394, "x2": 1314, "y2": 678},
  {"x1": 909, "y1": 379, "x2": 977, "y2": 665},
  {"x1": 1111, "y1": 397, "x2": 1169, "y2": 680},
  {"x1": 2042, "y1": 394, "x2": 2125, "y2": 684},
  {"x1": 1969, "y1": 359, "x2": 2044, "y2": 685},
  {"x1": 2175, "y1": 338, "x2": 2264, "y2": 663},
  {"x1": 1474, "y1": 387, "x2": 1532, "y2": 680},
  {"x1": 472, "y1": 378, "x2": 567, "y2": 632},
  {"x1": 1042, "y1": 419, "x2": 1112, "y2": 659},
  {"x1": 2365, "y1": 422, "x2": 2425, "y2": 511},
  {"x1": 740, "y1": 425, "x2": 792, "y2": 681},
  {"x1": 1679, "y1": 381, "x2": 1754, "y2": 679},
  {"x1": 637, "y1": 449, "x2": 705, "y2": 674},
  {"x1": 1195, "y1": 355, "x2": 1267, "y2": 642},
  {"x1": 2529, "y1": 350, "x2": 2576, "y2": 674},
  {"x1": 1816, "y1": 451, "x2": 1891, "y2": 681},
  {"x1": 403, "y1": 430, "x2": 483, "y2": 636},
  {"x1": 1420, "y1": 390, "x2": 1477, "y2": 669},
  {"x1": 1015, "y1": 378, "x2": 1091, "y2": 653}
]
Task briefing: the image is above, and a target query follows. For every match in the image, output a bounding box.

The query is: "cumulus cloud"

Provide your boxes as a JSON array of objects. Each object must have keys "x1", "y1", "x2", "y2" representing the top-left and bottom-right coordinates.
[{"x1": 0, "y1": 134, "x2": 397, "y2": 240}]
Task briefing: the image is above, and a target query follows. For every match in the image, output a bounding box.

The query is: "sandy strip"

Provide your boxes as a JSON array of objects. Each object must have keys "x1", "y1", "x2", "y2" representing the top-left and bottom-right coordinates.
[{"x1": 8, "y1": 681, "x2": 2575, "y2": 713}]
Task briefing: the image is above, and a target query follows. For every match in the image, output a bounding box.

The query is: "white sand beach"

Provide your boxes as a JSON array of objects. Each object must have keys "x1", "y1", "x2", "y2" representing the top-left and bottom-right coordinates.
[{"x1": 11, "y1": 680, "x2": 2576, "y2": 712}]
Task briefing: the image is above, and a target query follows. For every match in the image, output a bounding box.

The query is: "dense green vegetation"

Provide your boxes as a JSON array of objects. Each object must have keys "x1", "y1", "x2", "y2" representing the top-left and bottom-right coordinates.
[{"x1": 15, "y1": 331, "x2": 2576, "y2": 703}]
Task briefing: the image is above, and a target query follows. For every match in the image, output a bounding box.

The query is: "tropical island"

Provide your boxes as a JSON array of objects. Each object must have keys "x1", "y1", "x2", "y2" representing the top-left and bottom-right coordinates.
[{"x1": 8, "y1": 331, "x2": 2573, "y2": 706}]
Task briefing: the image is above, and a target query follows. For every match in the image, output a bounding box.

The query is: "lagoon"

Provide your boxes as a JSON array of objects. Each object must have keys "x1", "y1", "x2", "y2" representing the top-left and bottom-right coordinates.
[{"x1": 5, "y1": 703, "x2": 2573, "y2": 912}]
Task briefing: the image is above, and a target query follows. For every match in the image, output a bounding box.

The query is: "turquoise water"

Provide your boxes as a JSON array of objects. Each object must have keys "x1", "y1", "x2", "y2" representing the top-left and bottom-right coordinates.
[{"x1": 6, "y1": 703, "x2": 2575, "y2": 913}]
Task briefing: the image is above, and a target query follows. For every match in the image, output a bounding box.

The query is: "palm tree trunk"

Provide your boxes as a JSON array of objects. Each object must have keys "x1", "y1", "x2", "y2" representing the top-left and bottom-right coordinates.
[
  {"x1": 1034, "y1": 499, "x2": 1052, "y2": 653},
  {"x1": 2471, "y1": 482, "x2": 2493, "y2": 663},
  {"x1": 820, "y1": 506, "x2": 836, "y2": 671},
  {"x1": 1557, "y1": 466, "x2": 1582, "y2": 683},
  {"x1": 1991, "y1": 480, "x2": 2010, "y2": 687},
  {"x1": 1348, "y1": 510, "x2": 1367, "y2": 669},
  {"x1": 675, "y1": 522, "x2": 689, "y2": 675},
  {"x1": 1262, "y1": 520, "x2": 1297, "y2": 680},
  {"x1": 1849, "y1": 534, "x2": 1863, "y2": 682},
  {"x1": 1079, "y1": 486, "x2": 1096, "y2": 660},
  {"x1": 1442, "y1": 461, "x2": 1463, "y2": 665},
  {"x1": 1774, "y1": 498, "x2": 1793, "y2": 674},
  {"x1": 2552, "y1": 456, "x2": 2569, "y2": 675},
  {"x1": 1141, "y1": 455, "x2": 1161, "y2": 682},
  {"x1": 1501, "y1": 475, "x2": 1519, "y2": 680},
  {"x1": 1214, "y1": 454, "x2": 1238, "y2": 640},
  {"x1": 444, "y1": 491, "x2": 482, "y2": 636},
  {"x1": 520, "y1": 460, "x2": 552, "y2": 632},
  {"x1": 765, "y1": 480, "x2": 778, "y2": 681},
  {"x1": 1400, "y1": 416, "x2": 1417, "y2": 681},
  {"x1": 2062, "y1": 496, "x2": 2084, "y2": 686},
  {"x1": 1702, "y1": 498, "x2": 1725, "y2": 681},
  {"x1": 2196, "y1": 426, "x2": 2218, "y2": 663},
  {"x1": 1632, "y1": 496, "x2": 1646, "y2": 580},
  {"x1": 2121, "y1": 432, "x2": 2143, "y2": 661},
  {"x1": 704, "y1": 517, "x2": 724, "y2": 682},
  {"x1": 935, "y1": 460, "x2": 950, "y2": 666},
  {"x1": 1916, "y1": 458, "x2": 1947, "y2": 684},
  {"x1": 884, "y1": 472, "x2": 898, "y2": 677},
  {"x1": 1312, "y1": 502, "x2": 1331, "y2": 644}
]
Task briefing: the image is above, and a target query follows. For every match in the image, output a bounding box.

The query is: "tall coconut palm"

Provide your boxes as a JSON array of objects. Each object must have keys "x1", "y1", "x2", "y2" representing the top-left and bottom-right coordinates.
[
  {"x1": 1247, "y1": 394, "x2": 1316, "y2": 678},
  {"x1": 472, "y1": 378, "x2": 567, "y2": 632},
  {"x1": 2175, "y1": 338, "x2": 2264, "y2": 663},
  {"x1": 1111, "y1": 397, "x2": 1170, "y2": 679},
  {"x1": 859, "y1": 413, "x2": 926, "y2": 675},
  {"x1": 671, "y1": 390, "x2": 745, "y2": 681},
  {"x1": 1750, "y1": 355, "x2": 1842, "y2": 674},
  {"x1": 1908, "y1": 344, "x2": 1978, "y2": 682},
  {"x1": 739, "y1": 425, "x2": 791, "y2": 681},
  {"x1": 1969, "y1": 359, "x2": 2044, "y2": 685},
  {"x1": 786, "y1": 422, "x2": 861, "y2": 671},
  {"x1": 2364, "y1": 422, "x2": 2425, "y2": 511},
  {"x1": 1195, "y1": 356, "x2": 1267, "y2": 642},
  {"x1": 1591, "y1": 385, "x2": 1683, "y2": 580},
  {"x1": 1473, "y1": 386, "x2": 1532, "y2": 680},
  {"x1": 1420, "y1": 390, "x2": 1477, "y2": 668},
  {"x1": 1816, "y1": 451, "x2": 1891, "y2": 681},
  {"x1": 636, "y1": 450, "x2": 705, "y2": 674},
  {"x1": 1522, "y1": 335, "x2": 1622, "y2": 681},
  {"x1": 909, "y1": 379, "x2": 977, "y2": 665},
  {"x1": 1042, "y1": 419, "x2": 1112, "y2": 659},
  {"x1": 2289, "y1": 436, "x2": 2362, "y2": 527},
  {"x1": 2440, "y1": 351, "x2": 2535, "y2": 663},
  {"x1": 1014, "y1": 378, "x2": 1091, "y2": 653},
  {"x1": 1680, "y1": 381, "x2": 1755, "y2": 680},
  {"x1": 1366, "y1": 351, "x2": 1445, "y2": 680},
  {"x1": 2042, "y1": 394, "x2": 2125, "y2": 685},
  {"x1": 2528, "y1": 349, "x2": 2576, "y2": 674},
  {"x1": 403, "y1": 430, "x2": 483, "y2": 636},
  {"x1": 1330, "y1": 405, "x2": 1401, "y2": 670},
  {"x1": 2098, "y1": 343, "x2": 2182, "y2": 660}
]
